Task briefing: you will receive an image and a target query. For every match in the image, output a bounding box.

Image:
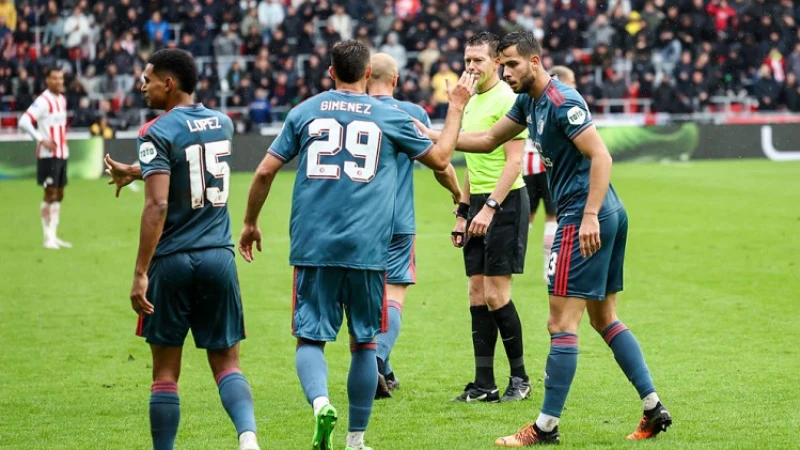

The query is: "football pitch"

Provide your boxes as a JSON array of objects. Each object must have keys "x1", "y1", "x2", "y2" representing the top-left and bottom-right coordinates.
[{"x1": 1, "y1": 159, "x2": 799, "y2": 449}]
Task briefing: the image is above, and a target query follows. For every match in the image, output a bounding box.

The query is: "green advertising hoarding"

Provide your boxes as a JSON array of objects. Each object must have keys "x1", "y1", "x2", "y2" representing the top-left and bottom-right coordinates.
[{"x1": 0, "y1": 137, "x2": 105, "y2": 180}]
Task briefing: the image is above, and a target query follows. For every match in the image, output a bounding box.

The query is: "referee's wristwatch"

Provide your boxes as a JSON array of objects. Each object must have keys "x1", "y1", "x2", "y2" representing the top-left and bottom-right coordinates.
[{"x1": 485, "y1": 198, "x2": 501, "y2": 211}]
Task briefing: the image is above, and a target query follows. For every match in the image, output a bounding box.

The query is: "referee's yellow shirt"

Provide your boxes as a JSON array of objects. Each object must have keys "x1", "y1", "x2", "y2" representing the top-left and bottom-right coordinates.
[{"x1": 463, "y1": 80, "x2": 528, "y2": 195}]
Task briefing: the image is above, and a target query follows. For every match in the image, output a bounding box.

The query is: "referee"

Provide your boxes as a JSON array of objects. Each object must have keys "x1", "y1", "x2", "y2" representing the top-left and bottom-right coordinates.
[{"x1": 451, "y1": 32, "x2": 531, "y2": 403}]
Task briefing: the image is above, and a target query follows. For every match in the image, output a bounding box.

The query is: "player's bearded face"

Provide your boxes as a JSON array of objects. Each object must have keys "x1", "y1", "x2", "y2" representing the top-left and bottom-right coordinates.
[{"x1": 499, "y1": 47, "x2": 536, "y2": 94}]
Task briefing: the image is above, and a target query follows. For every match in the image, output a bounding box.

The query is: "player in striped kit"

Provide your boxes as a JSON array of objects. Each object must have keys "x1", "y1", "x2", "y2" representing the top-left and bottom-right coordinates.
[
  {"x1": 18, "y1": 67, "x2": 71, "y2": 249},
  {"x1": 523, "y1": 140, "x2": 556, "y2": 284}
]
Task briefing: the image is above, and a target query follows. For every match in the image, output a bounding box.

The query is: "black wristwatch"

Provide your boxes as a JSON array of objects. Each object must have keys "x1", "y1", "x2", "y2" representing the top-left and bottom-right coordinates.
[{"x1": 485, "y1": 198, "x2": 501, "y2": 211}]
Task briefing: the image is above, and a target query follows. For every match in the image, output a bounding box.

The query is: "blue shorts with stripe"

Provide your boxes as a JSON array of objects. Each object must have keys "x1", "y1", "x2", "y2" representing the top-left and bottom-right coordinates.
[
  {"x1": 547, "y1": 207, "x2": 628, "y2": 300},
  {"x1": 136, "y1": 247, "x2": 245, "y2": 349},
  {"x1": 387, "y1": 234, "x2": 416, "y2": 285},
  {"x1": 292, "y1": 266, "x2": 388, "y2": 343}
]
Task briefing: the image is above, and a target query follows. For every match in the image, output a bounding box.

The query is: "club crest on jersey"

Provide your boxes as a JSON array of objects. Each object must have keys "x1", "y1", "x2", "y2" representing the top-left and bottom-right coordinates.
[
  {"x1": 537, "y1": 118, "x2": 545, "y2": 135},
  {"x1": 567, "y1": 106, "x2": 586, "y2": 126},
  {"x1": 139, "y1": 142, "x2": 157, "y2": 163}
]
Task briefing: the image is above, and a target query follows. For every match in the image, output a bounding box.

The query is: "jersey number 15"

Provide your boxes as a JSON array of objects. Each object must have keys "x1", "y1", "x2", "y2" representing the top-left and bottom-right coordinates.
[{"x1": 185, "y1": 140, "x2": 231, "y2": 209}]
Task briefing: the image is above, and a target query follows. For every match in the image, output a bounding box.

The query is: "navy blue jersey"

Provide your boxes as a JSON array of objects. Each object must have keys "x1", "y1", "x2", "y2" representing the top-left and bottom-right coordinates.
[
  {"x1": 506, "y1": 79, "x2": 623, "y2": 220},
  {"x1": 268, "y1": 90, "x2": 434, "y2": 270},
  {"x1": 373, "y1": 95, "x2": 432, "y2": 235},
  {"x1": 137, "y1": 104, "x2": 235, "y2": 257}
]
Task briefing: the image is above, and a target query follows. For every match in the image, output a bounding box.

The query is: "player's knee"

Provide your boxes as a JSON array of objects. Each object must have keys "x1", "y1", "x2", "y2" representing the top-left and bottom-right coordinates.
[
  {"x1": 547, "y1": 314, "x2": 579, "y2": 335},
  {"x1": 589, "y1": 313, "x2": 616, "y2": 334}
]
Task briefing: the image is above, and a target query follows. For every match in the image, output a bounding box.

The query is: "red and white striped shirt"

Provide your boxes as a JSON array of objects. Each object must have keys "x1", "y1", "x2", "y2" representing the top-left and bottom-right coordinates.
[
  {"x1": 523, "y1": 139, "x2": 546, "y2": 176},
  {"x1": 21, "y1": 90, "x2": 69, "y2": 159}
]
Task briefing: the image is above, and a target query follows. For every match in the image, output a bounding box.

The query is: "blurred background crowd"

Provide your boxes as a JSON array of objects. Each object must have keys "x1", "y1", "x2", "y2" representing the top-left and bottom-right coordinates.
[{"x1": 1, "y1": 0, "x2": 799, "y2": 133}]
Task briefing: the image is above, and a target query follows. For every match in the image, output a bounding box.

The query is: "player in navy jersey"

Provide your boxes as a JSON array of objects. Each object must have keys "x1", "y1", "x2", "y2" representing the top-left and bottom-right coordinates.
[
  {"x1": 414, "y1": 31, "x2": 671, "y2": 446},
  {"x1": 238, "y1": 40, "x2": 474, "y2": 450},
  {"x1": 367, "y1": 53, "x2": 462, "y2": 399},
  {"x1": 105, "y1": 49, "x2": 260, "y2": 450}
]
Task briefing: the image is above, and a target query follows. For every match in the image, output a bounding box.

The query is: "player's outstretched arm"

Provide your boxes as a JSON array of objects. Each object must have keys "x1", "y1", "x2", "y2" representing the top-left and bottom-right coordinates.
[
  {"x1": 433, "y1": 163, "x2": 462, "y2": 204},
  {"x1": 239, "y1": 153, "x2": 284, "y2": 262},
  {"x1": 414, "y1": 115, "x2": 526, "y2": 154},
  {"x1": 130, "y1": 173, "x2": 170, "y2": 316},
  {"x1": 416, "y1": 72, "x2": 477, "y2": 170},
  {"x1": 105, "y1": 155, "x2": 142, "y2": 197},
  {"x1": 573, "y1": 125, "x2": 612, "y2": 258}
]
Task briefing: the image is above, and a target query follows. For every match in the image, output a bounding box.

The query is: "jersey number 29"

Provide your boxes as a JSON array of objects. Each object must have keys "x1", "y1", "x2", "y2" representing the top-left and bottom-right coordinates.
[
  {"x1": 185, "y1": 140, "x2": 231, "y2": 209},
  {"x1": 307, "y1": 118, "x2": 382, "y2": 183}
]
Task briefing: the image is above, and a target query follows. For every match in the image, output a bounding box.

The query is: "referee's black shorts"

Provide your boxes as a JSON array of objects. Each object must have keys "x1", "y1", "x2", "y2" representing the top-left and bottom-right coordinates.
[{"x1": 463, "y1": 188, "x2": 530, "y2": 277}]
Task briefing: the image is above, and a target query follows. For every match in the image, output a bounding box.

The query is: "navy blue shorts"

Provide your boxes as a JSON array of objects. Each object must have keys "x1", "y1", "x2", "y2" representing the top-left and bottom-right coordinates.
[
  {"x1": 292, "y1": 266, "x2": 387, "y2": 343},
  {"x1": 136, "y1": 247, "x2": 245, "y2": 349},
  {"x1": 387, "y1": 234, "x2": 416, "y2": 285},
  {"x1": 547, "y1": 207, "x2": 628, "y2": 300}
]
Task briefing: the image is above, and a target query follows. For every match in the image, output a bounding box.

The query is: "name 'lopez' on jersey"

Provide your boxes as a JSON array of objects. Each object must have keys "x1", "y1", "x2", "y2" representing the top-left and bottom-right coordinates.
[{"x1": 137, "y1": 104, "x2": 236, "y2": 257}]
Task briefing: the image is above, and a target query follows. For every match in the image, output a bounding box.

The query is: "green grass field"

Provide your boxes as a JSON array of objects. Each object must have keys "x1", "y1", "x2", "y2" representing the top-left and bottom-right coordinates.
[{"x1": 1, "y1": 159, "x2": 799, "y2": 449}]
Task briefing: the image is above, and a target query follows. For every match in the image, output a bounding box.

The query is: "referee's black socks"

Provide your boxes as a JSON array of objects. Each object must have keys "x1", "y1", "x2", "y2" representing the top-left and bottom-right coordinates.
[
  {"x1": 470, "y1": 305, "x2": 498, "y2": 388},
  {"x1": 491, "y1": 300, "x2": 528, "y2": 380}
]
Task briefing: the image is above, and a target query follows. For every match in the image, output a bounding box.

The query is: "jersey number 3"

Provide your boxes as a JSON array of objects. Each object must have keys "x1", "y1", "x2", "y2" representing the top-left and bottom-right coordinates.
[
  {"x1": 185, "y1": 140, "x2": 231, "y2": 209},
  {"x1": 307, "y1": 118, "x2": 382, "y2": 183}
]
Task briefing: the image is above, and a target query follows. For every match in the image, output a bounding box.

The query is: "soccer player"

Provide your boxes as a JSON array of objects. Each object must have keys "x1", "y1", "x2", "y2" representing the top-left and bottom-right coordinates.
[
  {"x1": 415, "y1": 31, "x2": 672, "y2": 445},
  {"x1": 450, "y1": 32, "x2": 532, "y2": 404},
  {"x1": 522, "y1": 66, "x2": 573, "y2": 283},
  {"x1": 108, "y1": 49, "x2": 260, "y2": 450},
  {"x1": 367, "y1": 52, "x2": 463, "y2": 398},
  {"x1": 18, "y1": 67, "x2": 72, "y2": 249},
  {"x1": 237, "y1": 40, "x2": 473, "y2": 450}
]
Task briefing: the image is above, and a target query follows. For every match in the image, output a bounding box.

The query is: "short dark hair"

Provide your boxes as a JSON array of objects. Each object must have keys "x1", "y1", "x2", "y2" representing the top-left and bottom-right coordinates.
[
  {"x1": 466, "y1": 31, "x2": 499, "y2": 57},
  {"x1": 44, "y1": 66, "x2": 63, "y2": 77},
  {"x1": 331, "y1": 40, "x2": 370, "y2": 83},
  {"x1": 148, "y1": 49, "x2": 198, "y2": 95},
  {"x1": 497, "y1": 31, "x2": 543, "y2": 58}
]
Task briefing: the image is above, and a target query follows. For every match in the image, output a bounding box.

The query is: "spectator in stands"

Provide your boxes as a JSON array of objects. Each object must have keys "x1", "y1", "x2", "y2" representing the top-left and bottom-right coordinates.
[
  {"x1": 71, "y1": 97, "x2": 96, "y2": 128},
  {"x1": 117, "y1": 95, "x2": 141, "y2": 130},
  {"x1": 754, "y1": 64, "x2": 782, "y2": 110},
  {"x1": 782, "y1": 72, "x2": 800, "y2": 111},
  {"x1": 380, "y1": 33, "x2": 407, "y2": 75},
  {"x1": 329, "y1": 4, "x2": 353, "y2": 41},
  {"x1": 63, "y1": 6, "x2": 90, "y2": 55},
  {"x1": 90, "y1": 115, "x2": 115, "y2": 139},
  {"x1": 258, "y1": 0, "x2": 284, "y2": 38},
  {"x1": 0, "y1": 0, "x2": 15, "y2": 31},
  {"x1": 431, "y1": 62, "x2": 458, "y2": 119},
  {"x1": 249, "y1": 87, "x2": 272, "y2": 126}
]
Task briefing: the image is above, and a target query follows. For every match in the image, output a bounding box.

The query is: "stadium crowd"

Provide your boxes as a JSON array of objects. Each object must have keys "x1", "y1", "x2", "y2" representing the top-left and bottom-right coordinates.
[{"x1": 1, "y1": 0, "x2": 799, "y2": 131}]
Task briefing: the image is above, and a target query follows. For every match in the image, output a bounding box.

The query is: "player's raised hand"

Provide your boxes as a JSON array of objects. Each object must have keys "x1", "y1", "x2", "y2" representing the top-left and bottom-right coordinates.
[
  {"x1": 447, "y1": 72, "x2": 478, "y2": 110},
  {"x1": 579, "y1": 213, "x2": 601, "y2": 258},
  {"x1": 105, "y1": 154, "x2": 137, "y2": 197},
  {"x1": 238, "y1": 224, "x2": 262, "y2": 263},
  {"x1": 452, "y1": 216, "x2": 467, "y2": 248},
  {"x1": 468, "y1": 205, "x2": 494, "y2": 238},
  {"x1": 130, "y1": 273, "x2": 154, "y2": 316}
]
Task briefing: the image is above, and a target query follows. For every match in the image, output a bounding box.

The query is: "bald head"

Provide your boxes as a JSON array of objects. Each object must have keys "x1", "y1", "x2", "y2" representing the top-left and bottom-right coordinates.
[
  {"x1": 550, "y1": 65, "x2": 576, "y2": 88},
  {"x1": 367, "y1": 53, "x2": 399, "y2": 95}
]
